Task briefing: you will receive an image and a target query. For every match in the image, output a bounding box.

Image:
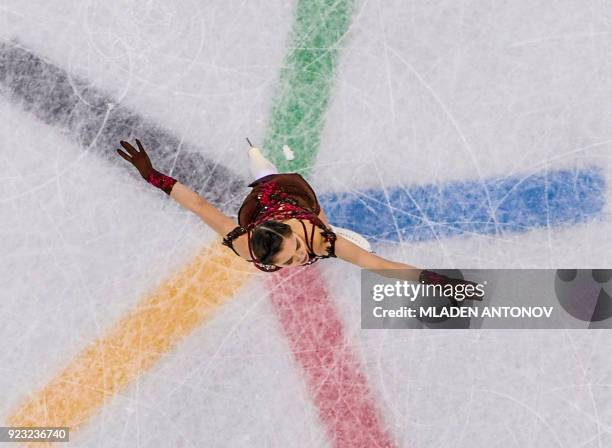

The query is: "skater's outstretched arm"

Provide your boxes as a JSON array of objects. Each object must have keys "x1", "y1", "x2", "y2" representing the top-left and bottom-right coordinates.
[
  {"x1": 334, "y1": 236, "x2": 423, "y2": 282},
  {"x1": 335, "y1": 237, "x2": 483, "y2": 298},
  {"x1": 170, "y1": 182, "x2": 238, "y2": 236},
  {"x1": 116, "y1": 139, "x2": 237, "y2": 237}
]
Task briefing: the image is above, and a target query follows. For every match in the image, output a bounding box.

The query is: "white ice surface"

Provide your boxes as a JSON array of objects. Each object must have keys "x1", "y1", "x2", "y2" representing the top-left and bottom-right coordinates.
[
  {"x1": 0, "y1": 0, "x2": 295, "y2": 178},
  {"x1": 2, "y1": 0, "x2": 612, "y2": 447},
  {"x1": 314, "y1": 0, "x2": 612, "y2": 188},
  {"x1": 0, "y1": 103, "x2": 327, "y2": 447}
]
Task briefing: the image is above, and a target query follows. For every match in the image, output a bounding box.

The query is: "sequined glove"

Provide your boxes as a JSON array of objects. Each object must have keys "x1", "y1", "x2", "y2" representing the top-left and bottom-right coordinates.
[
  {"x1": 116, "y1": 139, "x2": 177, "y2": 195},
  {"x1": 419, "y1": 269, "x2": 484, "y2": 301}
]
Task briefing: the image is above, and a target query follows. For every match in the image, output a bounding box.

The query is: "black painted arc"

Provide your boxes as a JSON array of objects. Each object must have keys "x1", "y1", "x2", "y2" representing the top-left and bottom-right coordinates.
[{"x1": 0, "y1": 41, "x2": 246, "y2": 215}]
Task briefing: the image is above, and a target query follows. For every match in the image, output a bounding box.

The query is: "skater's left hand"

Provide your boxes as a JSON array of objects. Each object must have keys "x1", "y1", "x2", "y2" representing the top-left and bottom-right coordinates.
[{"x1": 116, "y1": 139, "x2": 154, "y2": 180}]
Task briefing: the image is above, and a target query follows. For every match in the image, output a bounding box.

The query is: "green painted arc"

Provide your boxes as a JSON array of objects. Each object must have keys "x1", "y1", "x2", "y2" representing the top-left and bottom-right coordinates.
[{"x1": 263, "y1": 0, "x2": 354, "y2": 174}]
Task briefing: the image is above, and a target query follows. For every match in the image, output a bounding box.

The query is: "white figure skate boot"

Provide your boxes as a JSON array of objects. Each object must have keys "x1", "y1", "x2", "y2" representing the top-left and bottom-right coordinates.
[
  {"x1": 330, "y1": 225, "x2": 373, "y2": 252},
  {"x1": 248, "y1": 146, "x2": 278, "y2": 180}
]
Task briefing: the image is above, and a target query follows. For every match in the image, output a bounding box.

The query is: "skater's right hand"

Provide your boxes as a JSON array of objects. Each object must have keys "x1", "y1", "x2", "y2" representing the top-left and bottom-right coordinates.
[{"x1": 116, "y1": 139, "x2": 154, "y2": 180}]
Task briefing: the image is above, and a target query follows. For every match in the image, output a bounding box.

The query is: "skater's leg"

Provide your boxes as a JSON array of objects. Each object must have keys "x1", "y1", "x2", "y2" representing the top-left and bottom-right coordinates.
[
  {"x1": 248, "y1": 147, "x2": 278, "y2": 181},
  {"x1": 331, "y1": 225, "x2": 373, "y2": 252}
]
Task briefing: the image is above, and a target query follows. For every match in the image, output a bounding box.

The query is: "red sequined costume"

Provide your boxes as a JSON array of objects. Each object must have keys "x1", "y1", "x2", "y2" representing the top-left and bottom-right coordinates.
[{"x1": 222, "y1": 173, "x2": 337, "y2": 272}]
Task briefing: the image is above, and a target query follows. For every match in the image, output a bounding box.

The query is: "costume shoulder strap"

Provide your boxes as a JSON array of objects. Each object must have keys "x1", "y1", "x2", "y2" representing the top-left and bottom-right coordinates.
[{"x1": 222, "y1": 225, "x2": 248, "y2": 256}]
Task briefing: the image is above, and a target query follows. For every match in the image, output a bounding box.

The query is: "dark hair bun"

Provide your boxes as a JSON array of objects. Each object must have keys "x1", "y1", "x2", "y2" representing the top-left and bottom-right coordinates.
[{"x1": 251, "y1": 221, "x2": 292, "y2": 265}]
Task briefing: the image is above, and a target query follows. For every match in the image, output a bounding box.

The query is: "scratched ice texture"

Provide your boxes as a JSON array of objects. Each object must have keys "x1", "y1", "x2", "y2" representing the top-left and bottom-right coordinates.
[{"x1": 1, "y1": 1, "x2": 612, "y2": 447}]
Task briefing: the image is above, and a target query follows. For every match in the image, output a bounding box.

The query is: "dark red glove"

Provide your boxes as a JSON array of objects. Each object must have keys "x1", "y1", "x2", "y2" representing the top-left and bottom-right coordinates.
[
  {"x1": 116, "y1": 139, "x2": 177, "y2": 195},
  {"x1": 419, "y1": 269, "x2": 484, "y2": 301}
]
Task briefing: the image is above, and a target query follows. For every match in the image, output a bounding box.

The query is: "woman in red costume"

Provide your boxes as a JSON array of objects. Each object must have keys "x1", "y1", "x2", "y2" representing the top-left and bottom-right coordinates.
[{"x1": 116, "y1": 138, "x2": 479, "y2": 291}]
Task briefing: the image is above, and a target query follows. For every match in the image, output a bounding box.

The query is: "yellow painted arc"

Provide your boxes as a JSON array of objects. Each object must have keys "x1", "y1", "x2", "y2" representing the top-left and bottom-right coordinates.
[{"x1": 6, "y1": 238, "x2": 253, "y2": 447}]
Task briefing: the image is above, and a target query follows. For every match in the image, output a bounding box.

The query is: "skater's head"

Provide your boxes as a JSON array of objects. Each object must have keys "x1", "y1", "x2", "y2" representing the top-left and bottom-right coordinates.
[{"x1": 251, "y1": 220, "x2": 308, "y2": 267}]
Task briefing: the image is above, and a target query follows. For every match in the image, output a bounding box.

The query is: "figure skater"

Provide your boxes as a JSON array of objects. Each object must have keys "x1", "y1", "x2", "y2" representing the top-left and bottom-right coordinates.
[{"x1": 116, "y1": 138, "x2": 480, "y2": 295}]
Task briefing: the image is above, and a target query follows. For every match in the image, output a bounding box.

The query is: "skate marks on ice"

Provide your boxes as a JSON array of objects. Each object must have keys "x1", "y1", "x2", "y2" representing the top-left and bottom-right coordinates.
[
  {"x1": 0, "y1": 37, "x2": 392, "y2": 448},
  {"x1": 1, "y1": 40, "x2": 256, "y2": 439},
  {"x1": 5, "y1": 243, "x2": 252, "y2": 440},
  {"x1": 320, "y1": 168, "x2": 606, "y2": 243},
  {"x1": 0, "y1": 40, "x2": 244, "y2": 214},
  {"x1": 1, "y1": 41, "x2": 604, "y2": 246},
  {"x1": 257, "y1": 0, "x2": 396, "y2": 445}
]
